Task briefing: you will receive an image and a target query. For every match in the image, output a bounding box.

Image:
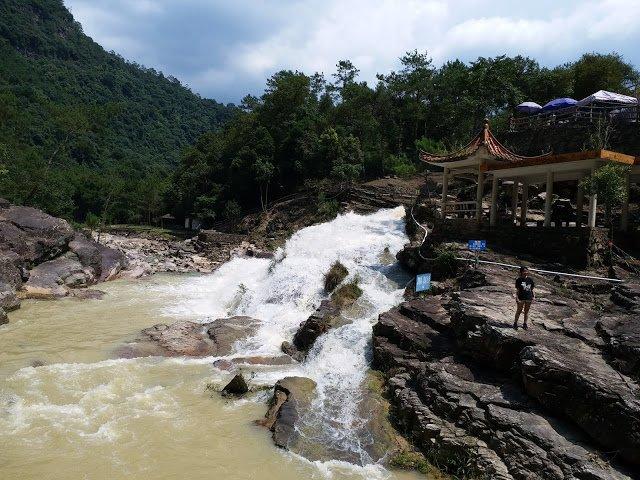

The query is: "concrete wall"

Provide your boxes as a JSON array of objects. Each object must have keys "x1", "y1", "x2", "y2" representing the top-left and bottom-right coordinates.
[{"x1": 431, "y1": 219, "x2": 609, "y2": 268}]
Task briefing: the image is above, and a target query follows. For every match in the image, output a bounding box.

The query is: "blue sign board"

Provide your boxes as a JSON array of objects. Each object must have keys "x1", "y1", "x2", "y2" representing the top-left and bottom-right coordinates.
[
  {"x1": 468, "y1": 240, "x2": 487, "y2": 251},
  {"x1": 416, "y1": 273, "x2": 431, "y2": 293}
]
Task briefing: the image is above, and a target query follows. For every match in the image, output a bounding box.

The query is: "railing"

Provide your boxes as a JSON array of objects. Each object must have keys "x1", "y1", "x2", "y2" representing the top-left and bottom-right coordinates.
[
  {"x1": 510, "y1": 102, "x2": 639, "y2": 131},
  {"x1": 443, "y1": 200, "x2": 477, "y2": 216}
]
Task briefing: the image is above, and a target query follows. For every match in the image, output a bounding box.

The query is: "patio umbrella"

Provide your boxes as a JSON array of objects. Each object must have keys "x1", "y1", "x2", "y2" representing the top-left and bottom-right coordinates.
[
  {"x1": 516, "y1": 101, "x2": 542, "y2": 114},
  {"x1": 542, "y1": 97, "x2": 577, "y2": 111}
]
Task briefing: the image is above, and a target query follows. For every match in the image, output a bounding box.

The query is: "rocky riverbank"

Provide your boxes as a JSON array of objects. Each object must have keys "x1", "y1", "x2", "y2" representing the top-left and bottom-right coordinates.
[
  {"x1": 0, "y1": 199, "x2": 128, "y2": 319},
  {"x1": 372, "y1": 237, "x2": 640, "y2": 478}
]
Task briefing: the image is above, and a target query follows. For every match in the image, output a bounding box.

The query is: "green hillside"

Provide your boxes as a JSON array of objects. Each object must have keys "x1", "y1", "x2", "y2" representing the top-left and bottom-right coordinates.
[{"x1": 0, "y1": 0, "x2": 235, "y2": 222}]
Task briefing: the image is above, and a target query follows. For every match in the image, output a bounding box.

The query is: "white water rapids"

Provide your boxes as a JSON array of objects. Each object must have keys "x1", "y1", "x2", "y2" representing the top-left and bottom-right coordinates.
[{"x1": 0, "y1": 207, "x2": 426, "y2": 480}]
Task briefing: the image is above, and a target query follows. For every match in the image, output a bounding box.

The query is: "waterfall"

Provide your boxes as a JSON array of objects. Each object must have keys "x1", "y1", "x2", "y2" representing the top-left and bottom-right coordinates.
[{"x1": 161, "y1": 206, "x2": 411, "y2": 463}]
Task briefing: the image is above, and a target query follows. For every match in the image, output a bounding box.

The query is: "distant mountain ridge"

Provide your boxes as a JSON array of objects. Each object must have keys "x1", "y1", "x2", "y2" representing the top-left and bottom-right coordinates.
[{"x1": 0, "y1": 0, "x2": 235, "y2": 221}]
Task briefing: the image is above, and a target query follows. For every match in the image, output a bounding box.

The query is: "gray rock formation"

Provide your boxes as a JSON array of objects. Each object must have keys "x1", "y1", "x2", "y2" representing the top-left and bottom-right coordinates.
[
  {"x1": 121, "y1": 316, "x2": 260, "y2": 358},
  {"x1": 0, "y1": 200, "x2": 127, "y2": 311},
  {"x1": 373, "y1": 264, "x2": 637, "y2": 479},
  {"x1": 256, "y1": 377, "x2": 317, "y2": 450}
]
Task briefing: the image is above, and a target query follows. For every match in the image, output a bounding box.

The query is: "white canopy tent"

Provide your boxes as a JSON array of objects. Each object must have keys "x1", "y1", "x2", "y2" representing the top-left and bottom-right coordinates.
[{"x1": 577, "y1": 90, "x2": 638, "y2": 106}]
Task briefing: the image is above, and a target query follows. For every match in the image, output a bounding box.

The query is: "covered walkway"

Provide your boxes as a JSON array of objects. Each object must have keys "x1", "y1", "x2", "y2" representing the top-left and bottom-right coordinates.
[{"x1": 420, "y1": 120, "x2": 640, "y2": 230}]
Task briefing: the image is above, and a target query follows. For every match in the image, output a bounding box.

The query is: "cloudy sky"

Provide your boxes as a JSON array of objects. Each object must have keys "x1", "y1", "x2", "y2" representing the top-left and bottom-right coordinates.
[{"x1": 64, "y1": 0, "x2": 640, "y2": 103}]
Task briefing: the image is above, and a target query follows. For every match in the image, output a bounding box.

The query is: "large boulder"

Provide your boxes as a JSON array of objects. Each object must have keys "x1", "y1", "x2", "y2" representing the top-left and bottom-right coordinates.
[
  {"x1": 257, "y1": 377, "x2": 317, "y2": 450},
  {"x1": 122, "y1": 316, "x2": 260, "y2": 358},
  {"x1": 292, "y1": 300, "x2": 340, "y2": 351},
  {"x1": 0, "y1": 204, "x2": 74, "y2": 264},
  {"x1": 0, "y1": 281, "x2": 20, "y2": 311},
  {"x1": 21, "y1": 253, "x2": 94, "y2": 299}
]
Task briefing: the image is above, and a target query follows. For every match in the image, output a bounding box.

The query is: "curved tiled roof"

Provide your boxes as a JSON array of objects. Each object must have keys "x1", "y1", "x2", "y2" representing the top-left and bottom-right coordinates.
[{"x1": 419, "y1": 120, "x2": 551, "y2": 165}]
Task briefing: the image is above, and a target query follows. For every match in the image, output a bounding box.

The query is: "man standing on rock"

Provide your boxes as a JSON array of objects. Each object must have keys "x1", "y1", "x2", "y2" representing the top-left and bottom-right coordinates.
[{"x1": 514, "y1": 266, "x2": 534, "y2": 329}]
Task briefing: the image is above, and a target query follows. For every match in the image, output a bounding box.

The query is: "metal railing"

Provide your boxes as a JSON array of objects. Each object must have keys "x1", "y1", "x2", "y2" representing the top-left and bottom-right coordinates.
[{"x1": 510, "y1": 103, "x2": 639, "y2": 131}]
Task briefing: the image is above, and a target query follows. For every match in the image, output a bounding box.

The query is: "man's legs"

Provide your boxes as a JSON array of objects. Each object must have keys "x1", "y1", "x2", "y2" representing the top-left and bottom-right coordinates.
[
  {"x1": 513, "y1": 300, "x2": 524, "y2": 328},
  {"x1": 523, "y1": 302, "x2": 531, "y2": 328}
]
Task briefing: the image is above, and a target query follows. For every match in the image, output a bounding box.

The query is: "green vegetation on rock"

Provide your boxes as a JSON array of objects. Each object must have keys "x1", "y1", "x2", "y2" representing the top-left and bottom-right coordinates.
[
  {"x1": 324, "y1": 261, "x2": 349, "y2": 293},
  {"x1": 331, "y1": 279, "x2": 363, "y2": 308}
]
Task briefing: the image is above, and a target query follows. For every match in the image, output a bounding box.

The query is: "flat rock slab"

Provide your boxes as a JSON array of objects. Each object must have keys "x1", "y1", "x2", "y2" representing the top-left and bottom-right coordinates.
[
  {"x1": 122, "y1": 316, "x2": 260, "y2": 358},
  {"x1": 373, "y1": 275, "x2": 638, "y2": 478}
]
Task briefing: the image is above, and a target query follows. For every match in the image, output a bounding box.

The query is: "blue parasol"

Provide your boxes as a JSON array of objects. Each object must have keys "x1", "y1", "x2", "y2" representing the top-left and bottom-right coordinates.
[
  {"x1": 542, "y1": 97, "x2": 577, "y2": 111},
  {"x1": 516, "y1": 101, "x2": 542, "y2": 114}
]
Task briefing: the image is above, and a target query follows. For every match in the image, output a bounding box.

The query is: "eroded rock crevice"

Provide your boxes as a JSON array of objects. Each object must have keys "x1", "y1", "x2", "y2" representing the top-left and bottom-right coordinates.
[{"x1": 373, "y1": 262, "x2": 639, "y2": 479}]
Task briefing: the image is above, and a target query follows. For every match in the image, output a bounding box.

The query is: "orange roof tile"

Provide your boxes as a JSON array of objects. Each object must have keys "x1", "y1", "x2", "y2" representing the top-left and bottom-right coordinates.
[{"x1": 419, "y1": 120, "x2": 551, "y2": 165}]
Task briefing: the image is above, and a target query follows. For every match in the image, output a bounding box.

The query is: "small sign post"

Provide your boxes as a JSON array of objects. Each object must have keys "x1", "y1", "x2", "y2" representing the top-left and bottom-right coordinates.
[
  {"x1": 467, "y1": 240, "x2": 487, "y2": 268},
  {"x1": 415, "y1": 273, "x2": 431, "y2": 293}
]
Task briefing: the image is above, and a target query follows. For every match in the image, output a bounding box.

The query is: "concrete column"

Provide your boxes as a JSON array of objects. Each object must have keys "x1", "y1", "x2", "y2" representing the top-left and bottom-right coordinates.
[
  {"x1": 621, "y1": 171, "x2": 630, "y2": 231},
  {"x1": 588, "y1": 168, "x2": 598, "y2": 228},
  {"x1": 441, "y1": 167, "x2": 449, "y2": 217},
  {"x1": 543, "y1": 171, "x2": 554, "y2": 227},
  {"x1": 511, "y1": 181, "x2": 519, "y2": 223},
  {"x1": 490, "y1": 175, "x2": 499, "y2": 226},
  {"x1": 576, "y1": 174, "x2": 584, "y2": 227},
  {"x1": 476, "y1": 169, "x2": 485, "y2": 223},
  {"x1": 520, "y1": 181, "x2": 529, "y2": 227}
]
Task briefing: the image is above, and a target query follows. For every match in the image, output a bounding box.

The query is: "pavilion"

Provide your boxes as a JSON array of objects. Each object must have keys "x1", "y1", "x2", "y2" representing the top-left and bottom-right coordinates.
[{"x1": 419, "y1": 120, "x2": 640, "y2": 231}]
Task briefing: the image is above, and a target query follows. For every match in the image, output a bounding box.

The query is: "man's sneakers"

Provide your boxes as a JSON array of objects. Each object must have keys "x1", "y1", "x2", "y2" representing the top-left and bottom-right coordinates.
[{"x1": 523, "y1": 323, "x2": 528, "y2": 330}]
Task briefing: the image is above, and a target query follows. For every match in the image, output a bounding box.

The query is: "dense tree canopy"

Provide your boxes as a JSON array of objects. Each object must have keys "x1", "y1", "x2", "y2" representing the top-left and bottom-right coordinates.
[
  {"x1": 1, "y1": 1, "x2": 638, "y2": 227},
  {"x1": 0, "y1": 0, "x2": 234, "y2": 222},
  {"x1": 172, "y1": 52, "x2": 638, "y2": 224}
]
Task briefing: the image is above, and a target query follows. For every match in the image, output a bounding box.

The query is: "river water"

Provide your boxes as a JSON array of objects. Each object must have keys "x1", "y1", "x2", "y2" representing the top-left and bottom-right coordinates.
[{"x1": 0, "y1": 207, "x2": 428, "y2": 480}]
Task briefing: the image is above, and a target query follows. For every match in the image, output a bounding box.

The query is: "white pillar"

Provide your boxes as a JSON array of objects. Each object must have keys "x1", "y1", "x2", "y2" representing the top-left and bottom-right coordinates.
[
  {"x1": 476, "y1": 169, "x2": 485, "y2": 223},
  {"x1": 588, "y1": 168, "x2": 598, "y2": 228},
  {"x1": 511, "y1": 181, "x2": 518, "y2": 223},
  {"x1": 621, "y1": 171, "x2": 630, "y2": 231},
  {"x1": 520, "y1": 181, "x2": 529, "y2": 227},
  {"x1": 441, "y1": 167, "x2": 449, "y2": 217},
  {"x1": 543, "y1": 171, "x2": 554, "y2": 227},
  {"x1": 490, "y1": 175, "x2": 499, "y2": 226},
  {"x1": 576, "y1": 174, "x2": 584, "y2": 227}
]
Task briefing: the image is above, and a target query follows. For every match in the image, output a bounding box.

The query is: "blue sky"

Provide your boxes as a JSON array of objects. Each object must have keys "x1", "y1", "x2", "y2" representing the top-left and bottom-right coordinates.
[{"x1": 64, "y1": 0, "x2": 640, "y2": 103}]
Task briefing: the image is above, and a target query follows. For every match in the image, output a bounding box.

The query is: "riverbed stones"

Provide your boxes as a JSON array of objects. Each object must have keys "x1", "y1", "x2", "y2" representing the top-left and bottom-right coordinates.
[
  {"x1": 373, "y1": 261, "x2": 637, "y2": 478},
  {"x1": 221, "y1": 373, "x2": 249, "y2": 396},
  {"x1": 128, "y1": 316, "x2": 260, "y2": 358}
]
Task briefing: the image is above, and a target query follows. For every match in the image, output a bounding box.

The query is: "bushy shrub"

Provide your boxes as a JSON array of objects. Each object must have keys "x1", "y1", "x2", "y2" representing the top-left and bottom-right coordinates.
[
  {"x1": 324, "y1": 261, "x2": 348, "y2": 292},
  {"x1": 317, "y1": 192, "x2": 340, "y2": 221},
  {"x1": 331, "y1": 279, "x2": 362, "y2": 307},
  {"x1": 433, "y1": 245, "x2": 459, "y2": 279}
]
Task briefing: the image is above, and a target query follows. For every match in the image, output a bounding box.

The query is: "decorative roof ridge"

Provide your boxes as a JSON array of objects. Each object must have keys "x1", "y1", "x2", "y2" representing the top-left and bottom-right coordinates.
[{"x1": 419, "y1": 119, "x2": 551, "y2": 164}]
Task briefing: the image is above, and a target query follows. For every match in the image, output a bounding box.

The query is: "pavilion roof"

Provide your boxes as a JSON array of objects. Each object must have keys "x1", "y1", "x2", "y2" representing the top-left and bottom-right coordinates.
[{"x1": 419, "y1": 120, "x2": 551, "y2": 166}]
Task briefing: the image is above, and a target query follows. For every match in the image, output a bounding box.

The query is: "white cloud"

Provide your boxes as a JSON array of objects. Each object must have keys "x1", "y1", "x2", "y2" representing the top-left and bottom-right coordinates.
[{"x1": 64, "y1": 0, "x2": 640, "y2": 102}]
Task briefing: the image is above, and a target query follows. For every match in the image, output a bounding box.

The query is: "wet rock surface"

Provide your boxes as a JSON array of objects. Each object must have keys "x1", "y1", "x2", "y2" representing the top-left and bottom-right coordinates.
[
  {"x1": 257, "y1": 377, "x2": 317, "y2": 450},
  {"x1": 122, "y1": 316, "x2": 260, "y2": 358},
  {"x1": 373, "y1": 262, "x2": 639, "y2": 479},
  {"x1": 221, "y1": 373, "x2": 249, "y2": 396}
]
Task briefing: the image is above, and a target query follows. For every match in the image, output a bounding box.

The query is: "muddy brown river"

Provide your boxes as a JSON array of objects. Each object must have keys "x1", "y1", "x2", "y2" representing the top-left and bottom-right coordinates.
[{"x1": 0, "y1": 209, "x2": 431, "y2": 480}]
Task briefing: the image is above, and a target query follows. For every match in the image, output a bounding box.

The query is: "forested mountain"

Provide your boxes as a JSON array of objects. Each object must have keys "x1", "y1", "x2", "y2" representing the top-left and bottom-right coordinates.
[
  {"x1": 170, "y1": 53, "x2": 639, "y2": 224},
  {"x1": 0, "y1": 1, "x2": 637, "y2": 227},
  {"x1": 0, "y1": 0, "x2": 234, "y2": 222}
]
